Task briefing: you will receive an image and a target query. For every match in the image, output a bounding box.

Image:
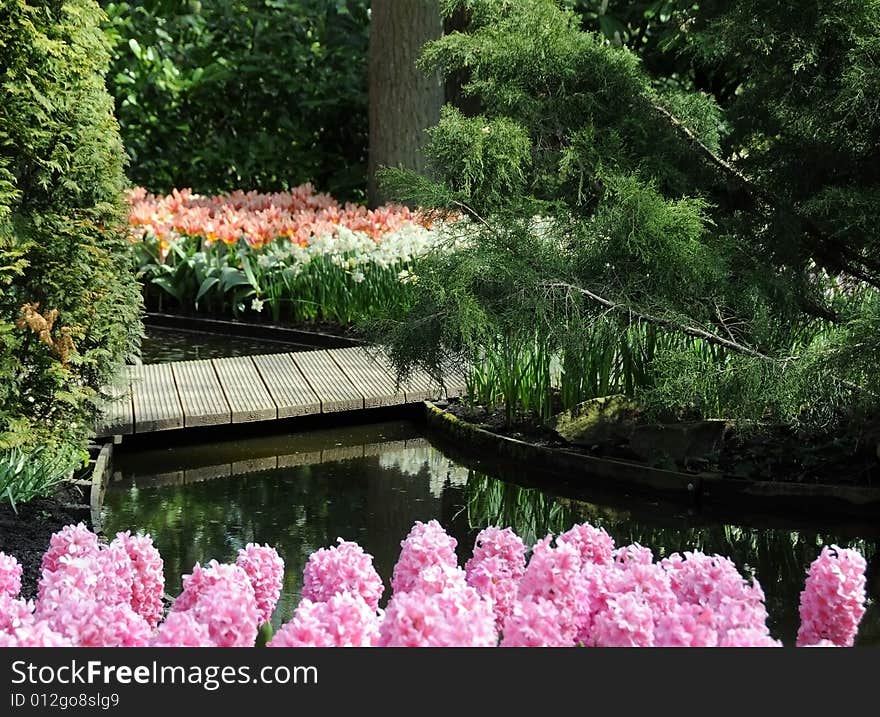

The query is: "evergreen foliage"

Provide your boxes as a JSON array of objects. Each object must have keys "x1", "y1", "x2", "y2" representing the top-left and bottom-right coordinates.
[
  {"x1": 0, "y1": 0, "x2": 142, "y2": 498},
  {"x1": 373, "y1": 0, "x2": 880, "y2": 433}
]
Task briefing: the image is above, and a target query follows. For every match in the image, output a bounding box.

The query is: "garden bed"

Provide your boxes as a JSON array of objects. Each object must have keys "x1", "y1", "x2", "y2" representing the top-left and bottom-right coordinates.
[
  {"x1": 0, "y1": 444, "x2": 111, "y2": 600},
  {"x1": 423, "y1": 401, "x2": 880, "y2": 519}
]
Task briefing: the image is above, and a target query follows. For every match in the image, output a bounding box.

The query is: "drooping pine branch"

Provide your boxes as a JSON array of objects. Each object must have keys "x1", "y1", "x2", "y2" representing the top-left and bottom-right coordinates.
[
  {"x1": 538, "y1": 280, "x2": 870, "y2": 396},
  {"x1": 651, "y1": 102, "x2": 880, "y2": 295},
  {"x1": 539, "y1": 279, "x2": 783, "y2": 362}
]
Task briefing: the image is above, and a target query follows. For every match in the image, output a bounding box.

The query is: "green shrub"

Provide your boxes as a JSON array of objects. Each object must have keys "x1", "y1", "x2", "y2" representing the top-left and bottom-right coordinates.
[
  {"x1": 0, "y1": 0, "x2": 142, "y2": 502},
  {"x1": 102, "y1": 0, "x2": 370, "y2": 199}
]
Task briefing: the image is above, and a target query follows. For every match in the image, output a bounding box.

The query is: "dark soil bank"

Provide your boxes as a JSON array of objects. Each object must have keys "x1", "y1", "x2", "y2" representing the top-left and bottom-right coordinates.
[
  {"x1": 442, "y1": 399, "x2": 880, "y2": 487},
  {"x1": 0, "y1": 483, "x2": 91, "y2": 600}
]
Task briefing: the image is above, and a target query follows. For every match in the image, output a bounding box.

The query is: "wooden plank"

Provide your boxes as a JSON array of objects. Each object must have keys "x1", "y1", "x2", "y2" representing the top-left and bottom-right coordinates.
[
  {"x1": 291, "y1": 350, "x2": 364, "y2": 412},
  {"x1": 351, "y1": 348, "x2": 436, "y2": 402},
  {"x1": 184, "y1": 464, "x2": 232, "y2": 484},
  {"x1": 370, "y1": 349, "x2": 443, "y2": 403},
  {"x1": 98, "y1": 345, "x2": 467, "y2": 437},
  {"x1": 322, "y1": 444, "x2": 365, "y2": 462},
  {"x1": 97, "y1": 372, "x2": 134, "y2": 436},
  {"x1": 440, "y1": 362, "x2": 469, "y2": 399},
  {"x1": 130, "y1": 363, "x2": 183, "y2": 433},
  {"x1": 406, "y1": 367, "x2": 447, "y2": 401},
  {"x1": 277, "y1": 450, "x2": 323, "y2": 469},
  {"x1": 329, "y1": 347, "x2": 405, "y2": 409},
  {"x1": 213, "y1": 356, "x2": 277, "y2": 423},
  {"x1": 252, "y1": 353, "x2": 321, "y2": 418},
  {"x1": 172, "y1": 359, "x2": 230, "y2": 427},
  {"x1": 232, "y1": 456, "x2": 278, "y2": 474},
  {"x1": 363, "y1": 439, "x2": 407, "y2": 460}
]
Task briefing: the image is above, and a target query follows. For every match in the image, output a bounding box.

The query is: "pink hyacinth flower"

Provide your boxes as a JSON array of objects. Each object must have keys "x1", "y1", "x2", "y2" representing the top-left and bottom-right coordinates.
[
  {"x1": 517, "y1": 537, "x2": 589, "y2": 644},
  {"x1": 557, "y1": 523, "x2": 615, "y2": 567},
  {"x1": 377, "y1": 584, "x2": 496, "y2": 647},
  {"x1": 0, "y1": 594, "x2": 35, "y2": 634},
  {"x1": 796, "y1": 545, "x2": 867, "y2": 647},
  {"x1": 0, "y1": 553, "x2": 23, "y2": 598},
  {"x1": 236, "y1": 543, "x2": 284, "y2": 625},
  {"x1": 301, "y1": 539, "x2": 384, "y2": 612},
  {"x1": 180, "y1": 563, "x2": 260, "y2": 647},
  {"x1": 41, "y1": 600, "x2": 151, "y2": 647},
  {"x1": 0, "y1": 621, "x2": 73, "y2": 647},
  {"x1": 501, "y1": 598, "x2": 572, "y2": 647},
  {"x1": 151, "y1": 611, "x2": 213, "y2": 647},
  {"x1": 112, "y1": 531, "x2": 165, "y2": 628},
  {"x1": 40, "y1": 523, "x2": 100, "y2": 574},
  {"x1": 718, "y1": 628, "x2": 782, "y2": 647},
  {"x1": 269, "y1": 593, "x2": 380, "y2": 647},
  {"x1": 392, "y1": 520, "x2": 459, "y2": 595},
  {"x1": 466, "y1": 527, "x2": 526, "y2": 630},
  {"x1": 592, "y1": 592, "x2": 655, "y2": 647}
]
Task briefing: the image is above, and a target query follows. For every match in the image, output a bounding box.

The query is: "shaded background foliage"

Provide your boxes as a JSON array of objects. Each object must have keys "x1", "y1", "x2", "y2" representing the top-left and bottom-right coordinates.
[
  {"x1": 102, "y1": 0, "x2": 370, "y2": 199},
  {"x1": 101, "y1": 0, "x2": 713, "y2": 200}
]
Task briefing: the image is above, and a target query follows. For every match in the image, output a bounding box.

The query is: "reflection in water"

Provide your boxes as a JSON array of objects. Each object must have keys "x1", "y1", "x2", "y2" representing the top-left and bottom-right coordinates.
[
  {"x1": 378, "y1": 445, "x2": 469, "y2": 499},
  {"x1": 139, "y1": 326, "x2": 315, "y2": 364},
  {"x1": 102, "y1": 421, "x2": 879, "y2": 645}
]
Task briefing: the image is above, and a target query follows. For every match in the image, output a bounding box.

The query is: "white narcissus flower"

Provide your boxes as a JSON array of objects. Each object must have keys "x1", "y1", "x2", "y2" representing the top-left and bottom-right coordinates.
[{"x1": 251, "y1": 298, "x2": 264, "y2": 313}]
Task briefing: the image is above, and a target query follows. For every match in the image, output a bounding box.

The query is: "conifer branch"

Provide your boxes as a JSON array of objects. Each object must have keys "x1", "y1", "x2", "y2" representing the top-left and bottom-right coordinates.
[
  {"x1": 539, "y1": 280, "x2": 783, "y2": 362},
  {"x1": 651, "y1": 101, "x2": 880, "y2": 294}
]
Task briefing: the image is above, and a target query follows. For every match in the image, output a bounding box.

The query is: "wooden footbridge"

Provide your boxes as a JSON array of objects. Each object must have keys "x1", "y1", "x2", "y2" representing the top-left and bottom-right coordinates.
[{"x1": 97, "y1": 347, "x2": 467, "y2": 437}]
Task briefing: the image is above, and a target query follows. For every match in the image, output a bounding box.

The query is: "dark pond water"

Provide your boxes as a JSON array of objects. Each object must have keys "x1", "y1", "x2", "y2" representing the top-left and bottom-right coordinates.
[
  {"x1": 102, "y1": 420, "x2": 880, "y2": 645},
  {"x1": 139, "y1": 326, "x2": 316, "y2": 363}
]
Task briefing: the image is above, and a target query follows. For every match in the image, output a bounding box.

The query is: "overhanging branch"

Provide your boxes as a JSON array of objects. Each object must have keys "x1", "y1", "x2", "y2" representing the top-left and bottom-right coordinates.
[
  {"x1": 651, "y1": 102, "x2": 880, "y2": 293},
  {"x1": 539, "y1": 280, "x2": 871, "y2": 396},
  {"x1": 539, "y1": 280, "x2": 782, "y2": 362}
]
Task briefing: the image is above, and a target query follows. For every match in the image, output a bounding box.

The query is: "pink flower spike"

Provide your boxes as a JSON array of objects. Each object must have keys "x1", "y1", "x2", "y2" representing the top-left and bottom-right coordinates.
[
  {"x1": 557, "y1": 523, "x2": 615, "y2": 566},
  {"x1": 151, "y1": 612, "x2": 212, "y2": 647},
  {"x1": 301, "y1": 539, "x2": 384, "y2": 611},
  {"x1": 501, "y1": 599, "x2": 571, "y2": 647},
  {"x1": 0, "y1": 594, "x2": 35, "y2": 634},
  {"x1": 236, "y1": 543, "x2": 284, "y2": 625},
  {"x1": 796, "y1": 545, "x2": 867, "y2": 647},
  {"x1": 41, "y1": 523, "x2": 99, "y2": 574},
  {"x1": 466, "y1": 527, "x2": 526, "y2": 630},
  {"x1": 377, "y1": 584, "x2": 496, "y2": 647},
  {"x1": 112, "y1": 531, "x2": 165, "y2": 628},
  {"x1": 0, "y1": 621, "x2": 73, "y2": 647},
  {"x1": 0, "y1": 553, "x2": 23, "y2": 598},
  {"x1": 174, "y1": 562, "x2": 260, "y2": 647},
  {"x1": 269, "y1": 594, "x2": 380, "y2": 647},
  {"x1": 392, "y1": 520, "x2": 459, "y2": 595}
]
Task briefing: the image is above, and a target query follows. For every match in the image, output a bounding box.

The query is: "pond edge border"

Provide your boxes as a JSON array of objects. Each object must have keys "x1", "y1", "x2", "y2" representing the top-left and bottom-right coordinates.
[
  {"x1": 422, "y1": 401, "x2": 880, "y2": 518},
  {"x1": 143, "y1": 312, "x2": 363, "y2": 349},
  {"x1": 89, "y1": 442, "x2": 113, "y2": 535}
]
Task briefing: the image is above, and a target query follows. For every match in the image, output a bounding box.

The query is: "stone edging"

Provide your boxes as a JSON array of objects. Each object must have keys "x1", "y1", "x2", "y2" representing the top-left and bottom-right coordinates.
[
  {"x1": 89, "y1": 443, "x2": 113, "y2": 534},
  {"x1": 422, "y1": 401, "x2": 880, "y2": 518}
]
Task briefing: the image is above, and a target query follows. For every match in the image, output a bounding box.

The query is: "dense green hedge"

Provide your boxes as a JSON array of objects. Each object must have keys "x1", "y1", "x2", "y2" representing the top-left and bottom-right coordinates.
[
  {"x1": 102, "y1": 0, "x2": 370, "y2": 199},
  {"x1": 0, "y1": 0, "x2": 142, "y2": 502}
]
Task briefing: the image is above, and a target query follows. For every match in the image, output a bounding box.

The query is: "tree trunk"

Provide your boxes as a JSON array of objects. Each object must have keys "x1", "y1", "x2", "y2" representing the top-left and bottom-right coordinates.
[{"x1": 367, "y1": 0, "x2": 444, "y2": 207}]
